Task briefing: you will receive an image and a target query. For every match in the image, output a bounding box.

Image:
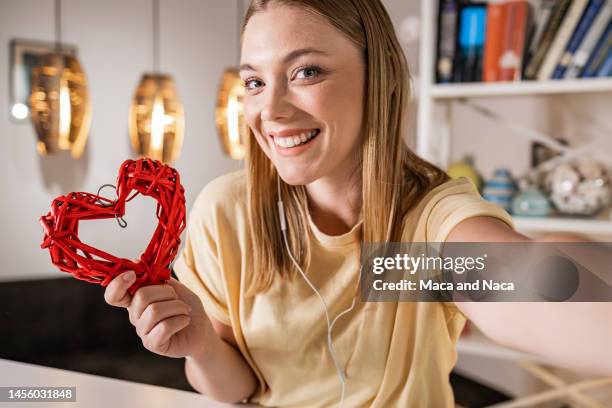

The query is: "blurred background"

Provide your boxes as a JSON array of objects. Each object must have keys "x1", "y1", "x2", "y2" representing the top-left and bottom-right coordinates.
[{"x1": 1, "y1": 0, "x2": 611, "y2": 407}]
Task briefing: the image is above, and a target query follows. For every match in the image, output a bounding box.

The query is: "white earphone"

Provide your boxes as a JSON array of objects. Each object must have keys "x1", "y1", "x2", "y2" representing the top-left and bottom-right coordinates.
[{"x1": 276, "y1": 174, "x2": 363, "y2": 408}]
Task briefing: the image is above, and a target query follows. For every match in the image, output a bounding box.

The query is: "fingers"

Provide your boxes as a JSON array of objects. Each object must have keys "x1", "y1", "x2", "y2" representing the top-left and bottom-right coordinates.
[
  {"x1": 136, "y1": 299, "x2": 191, "y2": 337},
  {"x1": 104, "y1": 271, "x2": 137, "y2": 307},
  {"x1": 128, "y1": 284, "x2": 179, "y2": 323},
  {"x1": 142, "y1": 315, "x2": 191, "y2": 354}
]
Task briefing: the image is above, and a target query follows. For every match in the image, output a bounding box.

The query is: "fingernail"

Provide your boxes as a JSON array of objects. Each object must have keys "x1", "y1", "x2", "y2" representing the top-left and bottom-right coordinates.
[{"x1": 123, "y1": 271, "x2": 135, "y2": 281}]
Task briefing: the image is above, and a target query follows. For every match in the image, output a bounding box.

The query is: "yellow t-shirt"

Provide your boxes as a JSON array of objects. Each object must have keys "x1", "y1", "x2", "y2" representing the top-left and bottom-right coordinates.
[{"x1": 173, "y1": 170, "x2": 514, "y2": 407}]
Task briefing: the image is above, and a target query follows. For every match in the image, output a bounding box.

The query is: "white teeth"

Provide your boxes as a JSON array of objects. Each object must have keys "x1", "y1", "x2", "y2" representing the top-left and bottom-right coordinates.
[{"x1": 273, "y1": 129, "x2": 319, "y2": 148}]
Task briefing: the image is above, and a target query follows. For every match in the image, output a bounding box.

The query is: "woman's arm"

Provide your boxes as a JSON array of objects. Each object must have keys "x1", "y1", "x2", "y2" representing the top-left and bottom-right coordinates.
[
  {"x1": 447, "y1": 216, "x2": 612, "y2": 376},
  {"x1": 184, "y1": 314, "x2": 257, "y2": 403}
]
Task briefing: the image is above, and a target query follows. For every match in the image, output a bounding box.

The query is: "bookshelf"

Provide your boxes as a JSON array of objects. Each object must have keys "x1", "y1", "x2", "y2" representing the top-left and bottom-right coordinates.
[
  {"x1": 430, "y1": 77, "x2": 612, "y2": 98},
  {"x1": 417, "y1": 0, "x2": 612, "y2": 240}
]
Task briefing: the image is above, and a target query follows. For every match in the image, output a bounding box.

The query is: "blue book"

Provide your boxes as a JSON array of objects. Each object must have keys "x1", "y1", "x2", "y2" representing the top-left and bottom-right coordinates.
[
  {"x1": 552, "y1": 0, "x2": 607, "y2": 79},
  {"x1": 455, "y1": 5, "x2": 487, "y2": 82},
  {"x1": 581, "y1": 21, "x2": 612, "y2": 77},
  {"x1": 595, "y1": 50, "x2": 612, "y2": 76}
]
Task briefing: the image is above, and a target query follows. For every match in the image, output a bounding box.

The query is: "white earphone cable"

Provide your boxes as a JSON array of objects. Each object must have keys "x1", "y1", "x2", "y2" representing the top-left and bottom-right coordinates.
[{"x1": 277, "y1": 175, "x2": 363, "y2": 408}]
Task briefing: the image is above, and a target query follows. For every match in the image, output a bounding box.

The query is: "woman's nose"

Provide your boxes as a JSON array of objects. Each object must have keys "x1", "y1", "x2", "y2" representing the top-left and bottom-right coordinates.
[{"x1": 260, "y1": 82, "x2": 292, "y2": 122}]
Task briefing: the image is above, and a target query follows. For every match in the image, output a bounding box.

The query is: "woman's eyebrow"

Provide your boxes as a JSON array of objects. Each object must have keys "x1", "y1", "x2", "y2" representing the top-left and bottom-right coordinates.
[{"x1": 239, "y1": 47, "x2": 330, "y2": 73}]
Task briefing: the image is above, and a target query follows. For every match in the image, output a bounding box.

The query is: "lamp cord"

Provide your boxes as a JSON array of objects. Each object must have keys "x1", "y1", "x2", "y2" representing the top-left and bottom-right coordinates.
[
  {"x1": 236, "y1": 0, "x2": 244, "y2": 67},
  {"x1": 152, "y1": 0, "x2": 160, "y2": 72},
  {"x1": 54, "y1": 0, "x2": 62, "y2": 52}
]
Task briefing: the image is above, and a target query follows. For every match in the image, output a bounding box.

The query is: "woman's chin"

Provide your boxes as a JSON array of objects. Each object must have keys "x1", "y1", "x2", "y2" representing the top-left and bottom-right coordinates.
[{"x1": 276, "y1": 167, "x2": 317, "y2": 186}]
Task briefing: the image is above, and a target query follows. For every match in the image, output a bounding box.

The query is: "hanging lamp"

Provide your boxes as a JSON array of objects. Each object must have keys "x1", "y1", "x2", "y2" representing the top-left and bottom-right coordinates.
[
  {"x1": 29, "y1": 0, "x2": 91, "y2": 159},
  {"x1": 129, "y1": 0, "x2": 184, "y2": 164},
  {"x1": 215, "y1": 0, "x2": 247, "y2": 160}
]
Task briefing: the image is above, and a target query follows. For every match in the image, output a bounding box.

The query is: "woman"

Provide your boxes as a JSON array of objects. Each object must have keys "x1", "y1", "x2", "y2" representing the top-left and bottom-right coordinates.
[{"x1": 104, "y1": 0, "x2": 612, "y2": 406}]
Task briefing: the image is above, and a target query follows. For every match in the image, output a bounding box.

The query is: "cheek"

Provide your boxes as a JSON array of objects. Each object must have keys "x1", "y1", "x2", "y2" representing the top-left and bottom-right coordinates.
[{"x1": 315, "y1": 78, "x2": 364, "y2": 146}]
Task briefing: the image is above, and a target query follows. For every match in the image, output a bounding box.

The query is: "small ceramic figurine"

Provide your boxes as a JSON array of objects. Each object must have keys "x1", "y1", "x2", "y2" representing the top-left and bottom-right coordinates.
[
  {"x1": 544, "y1": 159, "x2": 611, "y2": 216},
  {"x1": 482, "y1": 168, "x2": 517, "y2": 213},
  {"x1": 512, "y1": 177, "x2": 552, "y2": 217},
  {"x1": 447, "y1": 155, "x2": 483, "y2": 192}
]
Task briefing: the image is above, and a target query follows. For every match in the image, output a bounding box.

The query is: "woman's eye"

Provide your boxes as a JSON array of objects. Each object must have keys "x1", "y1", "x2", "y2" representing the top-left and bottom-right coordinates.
[
  {"x1": 244, "y1": 79, "x2": 263, "y2": 90},
  {"x1": 295, "y1": 66, "x2": 320, "y2": 80}
]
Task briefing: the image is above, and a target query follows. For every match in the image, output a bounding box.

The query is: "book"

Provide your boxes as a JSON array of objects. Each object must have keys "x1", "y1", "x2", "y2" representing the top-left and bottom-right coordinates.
[
  {"x1": 565, "y1": 0, "x2": 612, "y2": 78},
  {"x1": 582, "y1": 21, "x2": 612, "y2": 76},
  {"x1": 483, "y1": 1, "x2": 507, "y2": 82},
  {"x1": 436, "y1": 0, "x2": 460, "y2": 83},
  {"x1": 498, "y1": 1, "x2": 532, "y2": 81},
  {"x1": 538, "y1": 0, "x2": 590, "y2": 80},
  {"x1": 524, "y1": 0, "x2": 573, "y2": 79},
  {"x1": 595, "y1": 49, "x2": 612, "y2": 75},
  {"x1": 454, "y1": 4, "x2": 488, "y2": 82},
  {"x1": 524, "y1": 0, "x2": 558, "y2": 68},
  {"x1": 553, "y1": 0, "x2": 607, "y2": 79}
]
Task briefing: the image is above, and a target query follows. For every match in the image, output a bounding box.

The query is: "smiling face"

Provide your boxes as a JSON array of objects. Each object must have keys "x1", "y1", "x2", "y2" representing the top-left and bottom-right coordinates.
[{"x1": 240, "y1": 3, "x2": 366, "y2": 185}]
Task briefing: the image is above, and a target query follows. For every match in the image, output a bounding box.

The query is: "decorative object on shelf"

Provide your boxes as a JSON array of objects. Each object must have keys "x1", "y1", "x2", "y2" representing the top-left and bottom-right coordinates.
[
  {"x1": 447, "y1": 155, "x2": 482, "y2": 192},
  {"x1": 129, "y1": 0, "x2": 184, "y2": 164},
  {"x1": 544, "y1": 159, "x2": 611, "y2": 216},
  {"x1": 28, "y1": 0, "x2": 91, "y2": 159},
  {"x1": 531, "y1": 138, "x2": 568, "y2": 168},
  {"x1": 39, "y1": 158, "x2": 186, "y2": 296},
  {"x1": 482, "y1": 168, "x2": 517, "y2": 213},
  {"x1": 512, "y1": 178, "x2": 552, "y2": 217},
  {"x1": 216, "y1": 0, "x2": 247, "y2": 160}
]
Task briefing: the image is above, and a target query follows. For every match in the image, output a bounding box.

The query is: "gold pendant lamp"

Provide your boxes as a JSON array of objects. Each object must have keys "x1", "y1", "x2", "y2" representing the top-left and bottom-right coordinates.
[
  {"x1": 129, "y1": 0, "x2": 184, "y2": 164},
  {"x1": 215, "y1": 0, "x2": 247, "y2": 160},
  {"x1": 29, "y1": 0, "x2": 91, "y2": 159}
]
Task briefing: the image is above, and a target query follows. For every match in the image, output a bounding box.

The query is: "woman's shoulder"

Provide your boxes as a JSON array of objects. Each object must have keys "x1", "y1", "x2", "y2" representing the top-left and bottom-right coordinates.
[
  {"x1": 404, "y1": 177, "x2": 514, "y2": 242},
  {"x1": 190, "y1": 168, "x2": 248, "y2": 222},
  {"x1": 407, "y1": 177, "x2": 477, "y2": 217}
]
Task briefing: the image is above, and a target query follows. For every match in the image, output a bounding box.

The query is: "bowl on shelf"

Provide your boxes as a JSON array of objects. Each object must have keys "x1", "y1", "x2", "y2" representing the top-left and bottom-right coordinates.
[
  {"x1": 544, "y1": 159, "x2": 611, "y2": 217},
  {"x1": 512, "y1": 186, "x2": 552, "y2": 217}
]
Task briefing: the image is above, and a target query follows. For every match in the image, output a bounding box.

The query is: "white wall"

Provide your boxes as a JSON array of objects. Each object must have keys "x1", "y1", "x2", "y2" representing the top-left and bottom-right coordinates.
[{"x1": 0, "y1": 0, "x2": 241, "y2": 281}]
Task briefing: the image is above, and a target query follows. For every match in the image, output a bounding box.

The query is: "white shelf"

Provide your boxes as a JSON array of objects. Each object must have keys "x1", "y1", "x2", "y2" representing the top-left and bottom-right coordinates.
[
  {"x1": 430, "y1": 78, "x2": 612, "y2": 99},
  {"x1": 513, "y1": 216, "x2": 612, "y2": 237}
]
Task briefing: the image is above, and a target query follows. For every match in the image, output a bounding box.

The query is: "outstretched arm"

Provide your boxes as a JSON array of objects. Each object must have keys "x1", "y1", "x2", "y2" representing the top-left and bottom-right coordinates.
[{"x1": 447, "y1": 216, "x2": 612, "y2": 376}]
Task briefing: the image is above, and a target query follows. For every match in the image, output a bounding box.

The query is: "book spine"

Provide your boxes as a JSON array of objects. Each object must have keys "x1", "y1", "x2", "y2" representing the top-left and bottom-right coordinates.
[
  {"x1": 582, "y1": 22, "x2": 612, "y2": 76},
  {"x1": 595, "y1": 49, "x2": 612, "y2": 76},
  {"x1": 483, "y1": 2, "x2": 506, "y2": 82},
  {"x1": 499, "y1": 1, "x2": 531, "y2": 81},
  {"x1": 525, "y1": 0, "x2": 557, "y2": 67},
  {"x1": 455, "y1": 4, "x2": 487, "y2": 82},
  {"x1": 524, "y1": 0, "x2": 573, "y2": 79},
  {"x1": 436, "y1": 0, "x2": 460, "y2": 83},
  {"x1": 565, "y1": 0, "x2": 612, "y2": 78},
  {"x1": 553, "y1": 0, "x2": 607, "y2": 79},
  {"x1": 538, "y1": 0, "x2": 590, "y2": 80}
]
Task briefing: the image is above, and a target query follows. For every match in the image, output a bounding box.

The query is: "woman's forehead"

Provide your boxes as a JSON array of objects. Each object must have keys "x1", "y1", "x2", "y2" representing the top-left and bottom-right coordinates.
[{"x1": 241, "y1": 5, "x2": 355, "y2": 67}]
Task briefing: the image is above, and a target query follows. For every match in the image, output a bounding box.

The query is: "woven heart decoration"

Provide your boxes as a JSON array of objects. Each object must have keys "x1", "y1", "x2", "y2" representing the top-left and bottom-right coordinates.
[{"x1": 40, "y1": 158, "x2": 186, "y2": 295}]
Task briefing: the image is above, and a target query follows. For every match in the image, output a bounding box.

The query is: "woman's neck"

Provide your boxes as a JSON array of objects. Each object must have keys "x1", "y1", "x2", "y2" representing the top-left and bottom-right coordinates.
[{"x1": 306, "y1": 170, "x2": 362, "y2": 236}]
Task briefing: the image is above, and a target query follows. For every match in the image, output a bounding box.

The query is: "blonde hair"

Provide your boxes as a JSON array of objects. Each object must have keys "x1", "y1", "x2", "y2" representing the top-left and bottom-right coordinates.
[{"x1": 242, "y1": 0, "x2": 449, "y2": 297}]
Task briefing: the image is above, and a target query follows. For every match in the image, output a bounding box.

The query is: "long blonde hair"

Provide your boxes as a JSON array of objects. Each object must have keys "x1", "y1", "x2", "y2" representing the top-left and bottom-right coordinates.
[{"x1": 242, "y1": 0, "x2": 449, "y2": 297}]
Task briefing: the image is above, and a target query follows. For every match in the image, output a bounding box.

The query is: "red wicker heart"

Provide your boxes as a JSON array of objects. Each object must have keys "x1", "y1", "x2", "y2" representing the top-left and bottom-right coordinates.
[{"x1": 40, "y1": 158, "x2": 186, "y2": 295}]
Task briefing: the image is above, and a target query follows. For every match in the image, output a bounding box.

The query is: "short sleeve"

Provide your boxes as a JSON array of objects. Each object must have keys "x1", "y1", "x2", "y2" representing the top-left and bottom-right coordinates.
[
  {"x1": 421, "y1": 178, "x2": 515, "y2": 318},
  {"x1": 426, "y1": 178, "x2": 515, "y2": 243},
  {"x1": 172, "y1": 189, "x2": 231, "y2": 326}
]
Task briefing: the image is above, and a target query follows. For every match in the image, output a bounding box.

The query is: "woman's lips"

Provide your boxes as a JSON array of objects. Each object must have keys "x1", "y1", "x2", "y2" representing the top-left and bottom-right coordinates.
[{"x1": 271, "y1": 129, "x2": 320, "y2": 156}]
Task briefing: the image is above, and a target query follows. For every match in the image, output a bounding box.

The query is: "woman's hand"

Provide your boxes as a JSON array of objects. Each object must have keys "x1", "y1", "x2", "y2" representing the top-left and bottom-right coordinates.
[{"x1": 104, "y1": 271, "x2": 214, "y2": 359}]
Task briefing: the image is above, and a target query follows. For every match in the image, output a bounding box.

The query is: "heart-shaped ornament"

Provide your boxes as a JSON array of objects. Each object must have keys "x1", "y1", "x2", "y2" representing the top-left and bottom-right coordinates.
[{"x1": 40, "y1": 158, "x2": 186, "y2": 295}]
